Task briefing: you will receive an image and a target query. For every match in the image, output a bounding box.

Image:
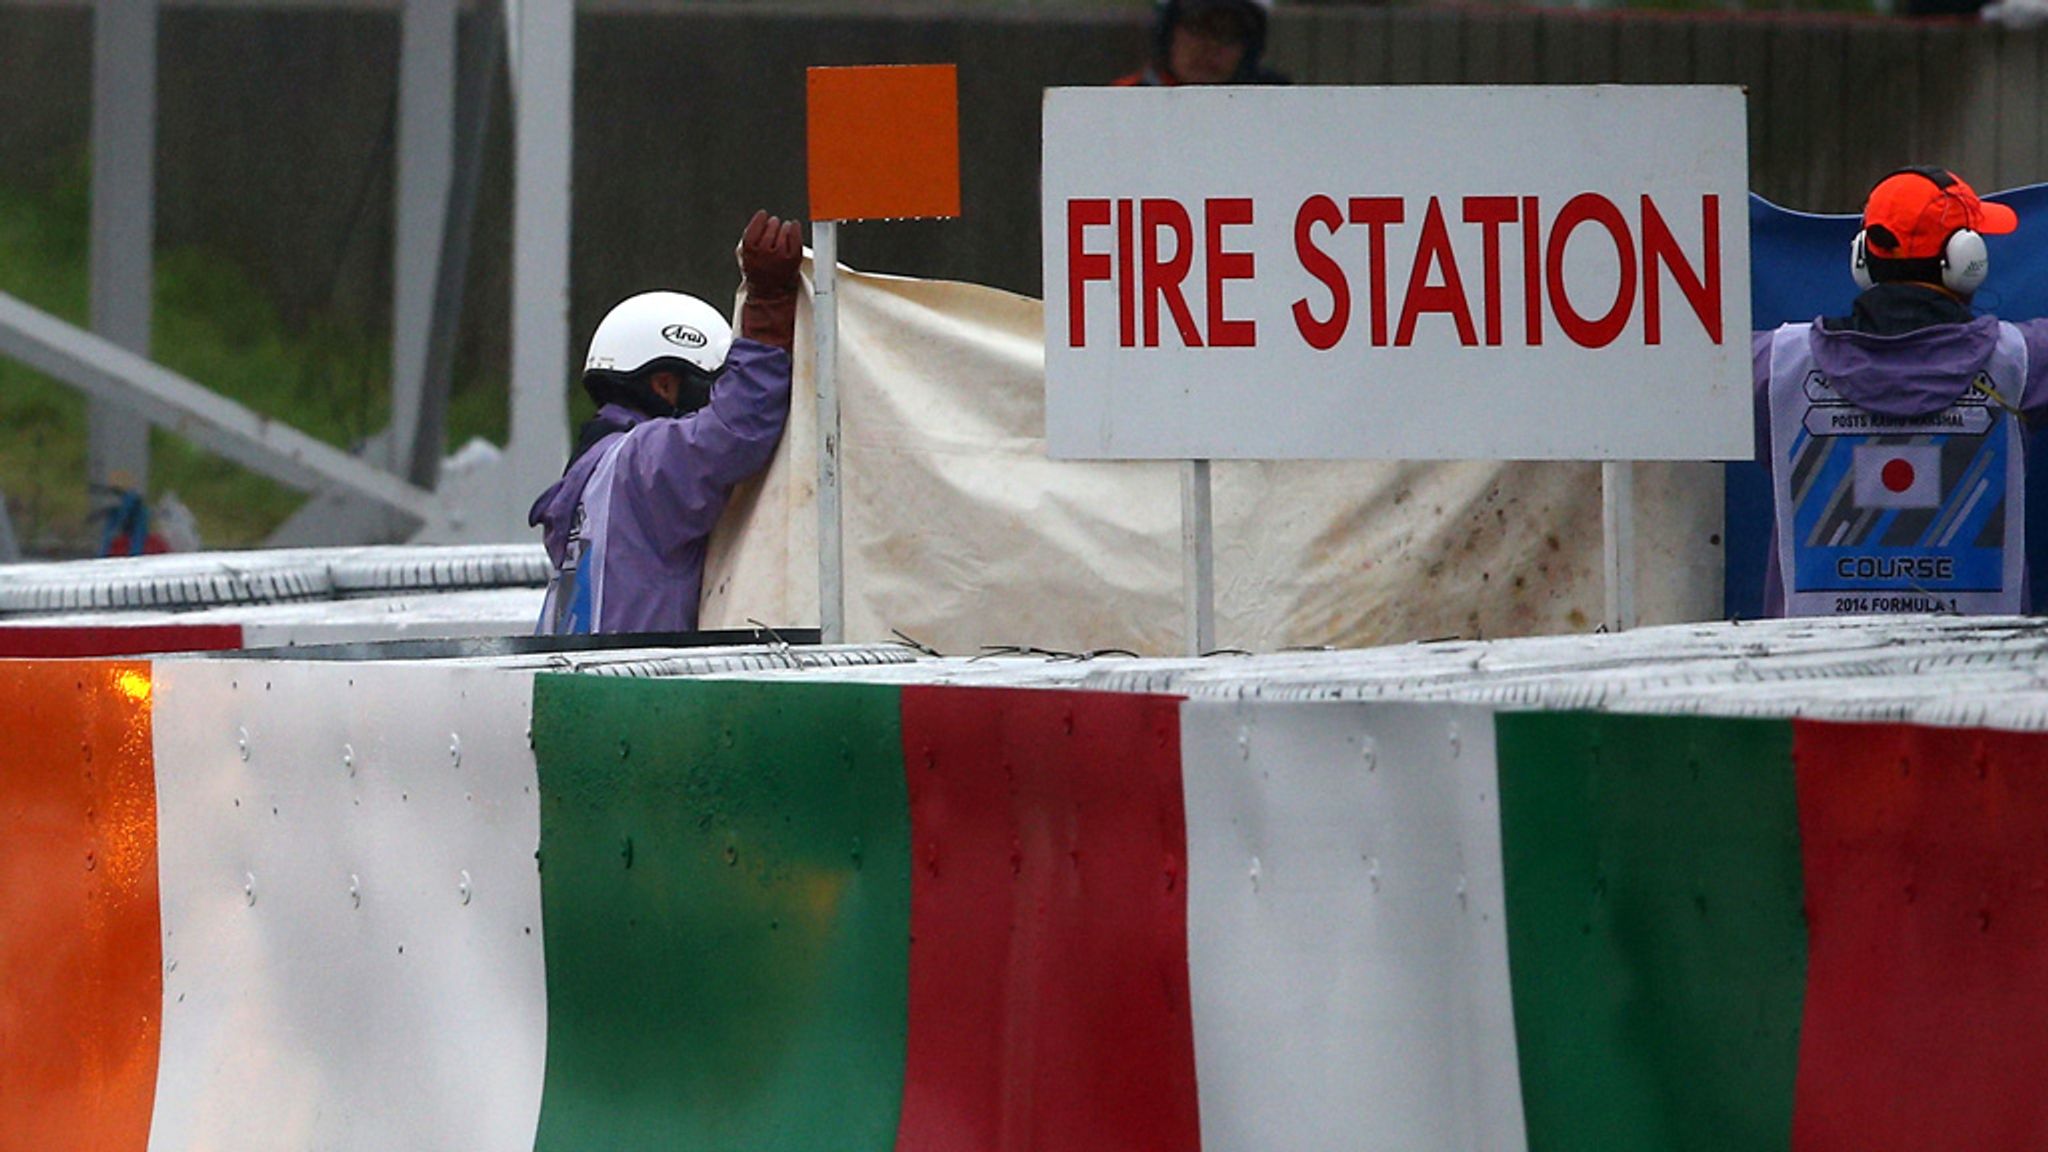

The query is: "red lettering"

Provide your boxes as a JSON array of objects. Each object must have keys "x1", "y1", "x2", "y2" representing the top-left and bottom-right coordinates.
[
  {"x1": 1117, "y1": 198, "x2": 1137, "y2": 348},
  {"x1": 1292, "y1": 195, "x2": 1349, "y2": 351},
  {"x1": 1396, "y1": 197, "x2": 1477, "y2": 347},
  {"x1": 1141, "y1": 198, "x2": 1203, "y2": 348},
  {"x1": 1546, "y1": 193, "x2": 1636, "y2": 349},
  {"x1": 1522, "y1": 196, "x2": 1543, "y2": 347},
  {"x1": 1264, "y1": 190, "x2": 1714, "y2": 353},
  {"x1": 1462, "y1": 196, "x2": 1518, "y2": 347},
  {"x1": 1641, "y1": 194, "x2": 1722, "y2": 344},
  {"x1": 1206, "y1": 197, "x2": 1257, "y2": 348},
  {"x1": 1066, "y1": 198, "x2": 1111, "y2": 348},
  {"x1": 1347, "y1": 196, "x2": 1404, "y2": 347}
]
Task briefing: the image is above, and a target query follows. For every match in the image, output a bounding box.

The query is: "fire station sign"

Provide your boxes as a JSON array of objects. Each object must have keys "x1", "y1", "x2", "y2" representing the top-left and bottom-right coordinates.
[{"x1": 1042, "y1": 86, "x2": 1752, "y2": 461}]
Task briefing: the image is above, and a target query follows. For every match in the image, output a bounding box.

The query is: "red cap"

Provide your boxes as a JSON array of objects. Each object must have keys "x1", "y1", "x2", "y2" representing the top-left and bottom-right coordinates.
[{"x1": 1862, "y1": 167, "x2": 2018, "y2": 260}]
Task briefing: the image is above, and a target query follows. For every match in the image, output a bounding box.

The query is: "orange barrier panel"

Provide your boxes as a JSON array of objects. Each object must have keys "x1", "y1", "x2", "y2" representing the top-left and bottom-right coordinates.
[{"x1": 0, "y1": 662, "x2": 161, "y2": 1152}]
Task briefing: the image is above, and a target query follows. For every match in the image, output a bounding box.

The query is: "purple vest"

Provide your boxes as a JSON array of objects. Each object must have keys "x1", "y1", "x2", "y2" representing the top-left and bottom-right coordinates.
[{"x1": 1765, "y1": 322, "x2": 2027, "y2": 617}]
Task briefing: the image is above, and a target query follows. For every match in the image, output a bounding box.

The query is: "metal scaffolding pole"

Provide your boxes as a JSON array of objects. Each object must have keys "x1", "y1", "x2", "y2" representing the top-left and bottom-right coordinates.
[
  {"x1": 0, "y1": 291, "x2": 443, "y2": 530},
  {"x1": 408, "y1": 0, "x2": 502, "y2": 491},
  {"x1": 88, "y1": 0, "x2": 157, "y2": 495},
  {"x1": 504, "y1": 0, "x2": 573, "y2": 531},
  {"x1": 390, "y1": 0, "x2": 457, "y2": 478}
]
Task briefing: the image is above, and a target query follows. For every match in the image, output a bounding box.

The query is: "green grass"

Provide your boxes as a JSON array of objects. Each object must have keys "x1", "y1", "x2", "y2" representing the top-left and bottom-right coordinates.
[{"x1": 0, "y1": 168, "x2": 506, "y2": 555}]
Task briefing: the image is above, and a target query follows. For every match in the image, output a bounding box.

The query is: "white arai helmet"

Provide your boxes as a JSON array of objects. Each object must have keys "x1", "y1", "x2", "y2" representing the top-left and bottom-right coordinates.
[{"x1": 583, "y1": 291, "x2": 734, "y2": 379}]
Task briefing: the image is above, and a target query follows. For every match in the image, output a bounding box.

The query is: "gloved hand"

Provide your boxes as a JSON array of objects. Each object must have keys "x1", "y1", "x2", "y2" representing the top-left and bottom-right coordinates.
[{"x1": 737, "y1": 210, "x2": 802, "y2": 351}]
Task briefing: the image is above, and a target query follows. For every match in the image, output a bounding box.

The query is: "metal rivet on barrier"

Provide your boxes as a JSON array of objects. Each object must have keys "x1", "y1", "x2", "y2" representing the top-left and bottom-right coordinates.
[
  {"x1": 1456, "y1": 874, "x2": 1469, "y2": 912},
  {"x1": 458, "y1": 870, "x2": 473, "y2": 906},
  {"x1": 343, "y1": 743, "x2": 355, "y2": 776},
  {"x1": 1237, "y1": 725, "x2": 1251, "y2": 761},
  {"x1": 1360, "y1": 736, "x2": 1377, "y2": 772},
  {"x1": 1448, "y1": 723, "x2": 1462, "y2": 760},
  {"x1": 1249, "y1": 855, "x2": 1261, "y2": 892},
  {"x1": 449, "y1": 734, "x2": 462, "y2": 768},
  {"x1": 350, "y1": 874, "x2": 361, "y2": 909},
  {"x1": 1366, "y1": 855, "x2": 1381, "y2": 893},
  {"x1": 244, "y1": 873, "x2": 257, "y2": 906},
  {"x1": 237, "y1": 727, "x2": 250, "y2": 761}
]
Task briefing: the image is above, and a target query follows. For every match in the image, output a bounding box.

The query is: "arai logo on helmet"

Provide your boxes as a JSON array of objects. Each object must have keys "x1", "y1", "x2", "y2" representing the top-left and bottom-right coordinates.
[{"x1": 661, "y1": 324, "x2": 709, "y2": 350}]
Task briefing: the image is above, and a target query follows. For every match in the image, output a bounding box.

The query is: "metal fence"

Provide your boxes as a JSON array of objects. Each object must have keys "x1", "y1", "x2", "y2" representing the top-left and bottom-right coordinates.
[
  {"x1": 1266, "y1": 7, "x2": 2048, "y2": 215},
  {"x1": 1, "y1": 3, "x2": 2040, "y2": 375}
]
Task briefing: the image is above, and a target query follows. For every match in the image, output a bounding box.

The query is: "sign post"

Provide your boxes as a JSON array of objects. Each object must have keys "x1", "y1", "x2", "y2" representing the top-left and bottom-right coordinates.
[
  {"x1": 1603, "y1": 461, "x2": 1637, "y2": 631},
  {"x1": 1043, "y1": 86, "x2": 1751, "y2": 637},
  {"x1": 805, "y1": 64, "x2": 961, "y2": 644},
  {"x1": 1183, "y1": 458, "x2": 1215, "y2": 654}
]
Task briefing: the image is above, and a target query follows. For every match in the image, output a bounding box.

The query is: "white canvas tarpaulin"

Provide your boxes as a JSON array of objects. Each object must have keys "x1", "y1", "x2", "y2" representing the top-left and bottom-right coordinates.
[{"x1": 700, "y1": 261, "x2": 1723, "y2": 656}]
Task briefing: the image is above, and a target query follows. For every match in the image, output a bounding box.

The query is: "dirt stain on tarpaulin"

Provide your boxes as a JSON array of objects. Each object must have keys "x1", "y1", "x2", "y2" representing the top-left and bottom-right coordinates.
[{"x1": 1229, "y1": 460, "x2": 1607, "y2": 649}]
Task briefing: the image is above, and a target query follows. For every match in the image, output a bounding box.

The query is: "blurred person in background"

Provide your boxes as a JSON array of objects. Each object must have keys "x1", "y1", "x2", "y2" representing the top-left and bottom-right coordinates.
[
  {"x1": 530, "y1": 210, "x2": 801, "y2": 635},
  {"x1": 1116, "y1": 0, "x2": 1289, "y2": 86}
]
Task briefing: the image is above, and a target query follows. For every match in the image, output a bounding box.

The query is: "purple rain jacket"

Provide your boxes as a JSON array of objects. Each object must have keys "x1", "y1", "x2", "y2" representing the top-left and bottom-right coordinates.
[
  {"x1": 1753, "y1": 284, "x2": 2048, "y2": 616},
  {"x1": 528, "y1": 339, "x2": 792, "y2": 634}
]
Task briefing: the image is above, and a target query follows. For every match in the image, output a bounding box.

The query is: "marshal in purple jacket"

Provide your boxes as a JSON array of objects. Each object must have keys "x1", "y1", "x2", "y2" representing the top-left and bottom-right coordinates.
[{"x1": 528, "y1": 339, "x2": 791, "y2": 634}]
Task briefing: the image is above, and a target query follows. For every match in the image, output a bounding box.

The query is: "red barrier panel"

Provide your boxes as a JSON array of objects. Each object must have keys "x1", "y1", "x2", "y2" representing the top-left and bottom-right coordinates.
[
  {"x1": 0, "y1": 624, "x2": 243, "y2": 658},
  {"x1": 897, "y1": 687, "x2": 1200, "y2": 1152},
  {"x1": 1794, "y1": 721, "x2": 2048, "y2": 1150}
]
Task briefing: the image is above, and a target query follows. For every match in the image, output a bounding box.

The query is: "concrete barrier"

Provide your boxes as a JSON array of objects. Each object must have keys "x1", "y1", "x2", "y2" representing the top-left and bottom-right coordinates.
[{"x1": 10, "y1": 617, "x2": 2048, "y2": 1148}]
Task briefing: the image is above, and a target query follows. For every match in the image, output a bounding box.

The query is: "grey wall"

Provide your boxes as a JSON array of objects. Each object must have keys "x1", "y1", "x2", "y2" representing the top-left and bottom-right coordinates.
[
  {"x1": 3, "y1": 3, "x2": 2045, "y2": 410},
  {"x1": 0, "y1": 6, "x2": 91, "y2": 190}
]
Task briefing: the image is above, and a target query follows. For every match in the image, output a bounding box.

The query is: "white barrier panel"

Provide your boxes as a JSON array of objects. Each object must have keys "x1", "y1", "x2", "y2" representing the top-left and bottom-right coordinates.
[
  {"x1": 1182, "y1": 699, "x2": 1525, "y2": 1152},
  {"x1": 148, "y1": 662, "x2": 546, "y2": 1151}
]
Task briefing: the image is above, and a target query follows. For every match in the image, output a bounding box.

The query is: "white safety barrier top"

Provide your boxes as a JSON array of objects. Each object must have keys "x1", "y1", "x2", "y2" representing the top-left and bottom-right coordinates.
[
  {"x1": 0, "y1": 544, "x2": 548, "y2": 615},
  {"x1": 689, "y1": 615, "x2": 2048, "y2": 730}
]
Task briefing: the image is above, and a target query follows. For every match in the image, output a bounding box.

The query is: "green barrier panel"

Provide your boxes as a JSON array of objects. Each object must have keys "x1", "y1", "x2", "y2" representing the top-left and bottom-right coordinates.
[
  {"x1": 1497, "y1": 713, "x2": 1806, "y2": 1152},
  {"x1": 530, "y1": 677, "x2": 912, "y2": 1151}
]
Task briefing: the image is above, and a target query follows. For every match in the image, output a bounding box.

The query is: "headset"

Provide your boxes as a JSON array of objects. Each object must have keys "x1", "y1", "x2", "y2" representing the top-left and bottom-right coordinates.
[{"x1": 1849, "y1": 166, "x2": 1990, "y2": 296}]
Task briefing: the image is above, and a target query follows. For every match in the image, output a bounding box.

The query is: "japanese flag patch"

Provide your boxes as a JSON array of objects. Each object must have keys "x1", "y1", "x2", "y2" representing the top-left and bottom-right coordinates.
[{"x1": 1852, "y1": 442, "x2": 1942, "y2": 509}]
